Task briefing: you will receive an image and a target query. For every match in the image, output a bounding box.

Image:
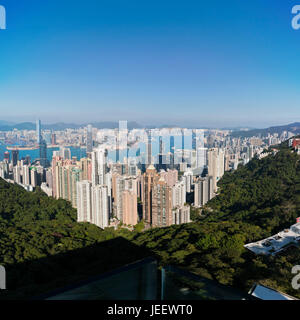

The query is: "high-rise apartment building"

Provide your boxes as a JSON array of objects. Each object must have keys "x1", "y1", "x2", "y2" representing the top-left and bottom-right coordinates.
[
  {"x1": 92, "y1": 185, "x2": 109, "y2": 229},
  {"x1": 79, "y1": 157, "x2": 91, "y2": 181},
  {"x1": 77, "y1": 180, "x2": 92, "y2": 223},
  {"x1": 91, "y1": 147, "x2": 107, "y2": 186},
  {"x1": 194, "y1": 176, "x2": 214, "y2": 207},
  {"x1": 22, "y1": 165, "x2": 30, "y2": 185},
  {"x1": 52, "y1": 157, "x2": 81, "y2": 207},
  {"x1": 142, "y1": 165, "x2": 159, "y2": 225},
  {"x1": 183, "y1": 170, "x2": 193, "y2": 193},
  {"x1": 122, "y1": 190, "x2": 138, "y2": 226},
  {"x1": 172, "y1": 180, "x2": 186, "y2": 208},
  {"x1": 13, "y1": 166, "x2": 21, "y2": 184},
  {"x1": 208, "y1": 148, "x2": 224, "y2": 192},
  {"x1": 30, "y1": 167, "x2": 37, "y2": 187},
  {"x1": 114, "y1": 174, "x2": 125, "y2": 221},
  {"x1": 172, "y1": 205, "x2": 191, "y2": 225},
  {"x1": 151, "y1": 177, "x2": 173, "y2": 228},
  {"x1": 113, "y1": 174, "x2": 138, "y2": 222}
]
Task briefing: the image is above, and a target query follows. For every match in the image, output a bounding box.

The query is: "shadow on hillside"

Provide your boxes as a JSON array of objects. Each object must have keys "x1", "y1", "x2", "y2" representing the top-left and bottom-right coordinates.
[{"x1": 0, "y1": 237, "x2": 156, "y2": 300}]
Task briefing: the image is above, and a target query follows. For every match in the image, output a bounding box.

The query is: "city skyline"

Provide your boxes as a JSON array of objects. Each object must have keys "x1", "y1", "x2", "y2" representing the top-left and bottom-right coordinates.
[
  {"x1": 1, "y1": 118, "x2": 300, "y2": 131},
  {"x1": 1, "y1": 1, "x2": 300, "y2": 127}
]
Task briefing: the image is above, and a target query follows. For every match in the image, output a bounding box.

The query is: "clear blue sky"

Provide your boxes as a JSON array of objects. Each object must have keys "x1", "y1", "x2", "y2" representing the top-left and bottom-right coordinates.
[{"x1": 0, "y1": 0, "x2": 299, "y2": 128}]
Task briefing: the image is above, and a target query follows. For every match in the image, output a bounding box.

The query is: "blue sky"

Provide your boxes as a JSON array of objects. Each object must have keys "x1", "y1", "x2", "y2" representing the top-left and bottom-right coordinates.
[{"x1": 0, "y1": 0, "x2": 299, "y2": 127}]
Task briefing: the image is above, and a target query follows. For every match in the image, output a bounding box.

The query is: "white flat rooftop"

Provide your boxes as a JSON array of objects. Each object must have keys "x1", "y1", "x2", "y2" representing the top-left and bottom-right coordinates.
[{"x1": 244, "y1": 223, "x2": 300, "y2": 255}]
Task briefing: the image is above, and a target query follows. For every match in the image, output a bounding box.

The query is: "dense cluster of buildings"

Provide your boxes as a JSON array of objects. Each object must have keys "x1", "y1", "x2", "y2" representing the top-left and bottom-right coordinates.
[{"x1": 0, "y1": 121, "x2": 298, "y2": 230}]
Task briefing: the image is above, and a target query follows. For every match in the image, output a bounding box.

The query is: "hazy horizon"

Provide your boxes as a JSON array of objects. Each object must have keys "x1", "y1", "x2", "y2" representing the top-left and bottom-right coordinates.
[{"x1": 1, "y1": 117, "x2": 300, "y2": 130}]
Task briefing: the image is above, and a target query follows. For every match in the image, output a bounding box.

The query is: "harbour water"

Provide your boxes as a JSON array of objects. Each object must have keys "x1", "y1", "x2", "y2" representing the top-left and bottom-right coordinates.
[
  {"x1": 0, "y1": 145, "x2": 87, "y2": 163},
  {"x1": 0, "y1": 135, "x2": 193, "y2": 163}
]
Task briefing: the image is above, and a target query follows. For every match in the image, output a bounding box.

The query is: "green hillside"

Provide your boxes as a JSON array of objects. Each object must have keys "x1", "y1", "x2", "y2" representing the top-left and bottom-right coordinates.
[
  {"x1": 0, "y1": 180, "x2": 148, "y2": 299},
  {"x1": 1, "y1": 142, "x2": 300, "y2": 299},
  {"x1": 128, "y1": 143, "x2": 300, "y2": 297}
]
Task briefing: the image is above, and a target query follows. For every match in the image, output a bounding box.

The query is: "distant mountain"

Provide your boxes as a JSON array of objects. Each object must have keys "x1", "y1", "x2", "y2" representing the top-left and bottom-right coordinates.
[
  {"x1": 0, "y1": 122, "x2": 36, "y2": 131},
  {"x1": 230, "y1": 122, "x2": 300, "y2": 138},
  {"x1": 0, "y1": 121, "x2": 142, "y2": 131},
  {"x1": 1, "y1": 120, "x2": 300, "y2": 134}
]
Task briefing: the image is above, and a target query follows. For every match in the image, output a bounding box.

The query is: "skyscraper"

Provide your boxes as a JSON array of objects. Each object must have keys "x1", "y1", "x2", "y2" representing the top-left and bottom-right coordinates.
[
  {"x1": 86, "y1": 124, "x2": 93, "y2": 153},
  {"x1": 142, "y1": 165, "x2": 159, "y2": 225},
  {"x1": 51, "y1": 133, "x2": 57, "y2": 145},
  {"x1": 122, "y1": 190, "x2": 138, "y2": 226},
  {"x1": 77, "y1": 180, "x2": 92, "y2": 223},
  {"x1": 157, "y1": 135, "x2": 166, "y2": 171},
  {"x1": 169, "y1": 135, "x2": 175, "y2": 168},
  {"x1": 159, "y1": 136, "x2": 163, "y2": 154},
  {"x1": 30, "y1": 167, "x2": 37, "y2": 187},
  {"x1": 115, "y1": 128, "x2": 120, "y2": 163},
  {"x1": 22, "y1": 165, "x2": 30, "y2": 185},
  {"x1": 39, "y1": 139, "x2": 48, "y2": 167},
  {"x1": 192, "y1": 130, "x2": 196, "y2": 150},
  {"x1": 181, "y1": 129, "x2": 185, "y2": 163},
  {"x1": 146, "y1": 129, "x2": 152, "y2": 165},
  {"x1": 91, "y1": 147, "x2": 108, "y2": 186},
  {"x1": 13, "y1": 165, "x2": 21, "y2": 184},
  {"x1": 114, "y1": 174, "x2": 126, "y2": 221},
  {"x1": 208, "y1": 148, "x2": 225, "y2": 192},
  {"x1": 12, "y1": 149, "x2": 19, "y2": 166},
  {"x1": 172, "y1": 206, "x2": 191, "y2": 225},
  {"x1": 151, "y1": 176, "x2": 173, "y2": 228},
  {"x1": 79, "y1": 157, "x2": 91, "y2": 181},
  {"x1": 170, "y1": 135, "x2": 175, "y2": 154},
  {"x1": 36, "y1": 119, "x2": 41, "y2": 145},
  {"x1": 52, "y1": 157, "x2": 81, "y2": 206},
  {"x1": 182, "y1": 170, "x2": 193, "y2": 193},
  {"x1": 92, "y1": 185, "x2": 109, "y2": 229},
  {"x1": 172, "y1": 180, "x2": 186, "y2": 208},
  {"x1": 194, "y1": 176, "x2": 214, "y2": 207}
]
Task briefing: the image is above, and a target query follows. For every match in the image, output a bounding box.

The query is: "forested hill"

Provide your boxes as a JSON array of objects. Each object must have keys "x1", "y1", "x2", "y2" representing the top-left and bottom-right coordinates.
[
  {"x1": 205, "y1": 145, "x2": 300, "y2": 234},
  {"x1": 1, "y1": 142, "x2": 300, "y2": 299},
  {"x1": 129, "y1": 143, "x2": 300, "y2": 298},
  {"x1": 0, "y1": 179, "x2": 149, "y2": 299}
]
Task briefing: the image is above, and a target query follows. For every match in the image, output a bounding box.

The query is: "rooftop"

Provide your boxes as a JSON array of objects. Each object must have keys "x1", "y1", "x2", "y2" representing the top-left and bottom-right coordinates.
[{"x1": 244, "y1": 222, "x2": 300, "y2": 256}]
